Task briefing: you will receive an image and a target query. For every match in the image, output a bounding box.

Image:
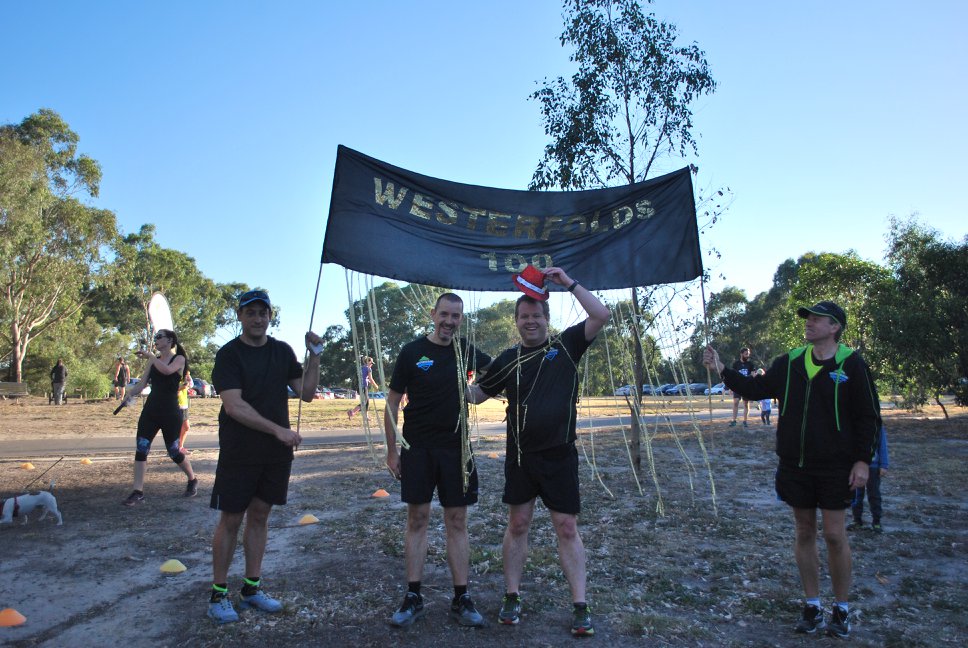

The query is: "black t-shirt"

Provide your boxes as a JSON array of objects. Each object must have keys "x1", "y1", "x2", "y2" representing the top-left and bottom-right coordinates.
[
  {"x1": 389, "y1": 336, "x2": 491, "y2": 449},
  {"x1": 479, "y1": 322, "x2": 593, "y2": 455},
  {"x1": 732, "y1": 359, "x2": 756, "y2": 377},
  {"x1": 211, "y1": 336, "x2": 302, "y2": 463}
]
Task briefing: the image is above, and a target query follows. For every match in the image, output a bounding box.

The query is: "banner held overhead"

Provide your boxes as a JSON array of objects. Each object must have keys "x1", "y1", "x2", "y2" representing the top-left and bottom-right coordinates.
[{"x1": 323, "y1": 145, "x2": 701, "y2": 291}]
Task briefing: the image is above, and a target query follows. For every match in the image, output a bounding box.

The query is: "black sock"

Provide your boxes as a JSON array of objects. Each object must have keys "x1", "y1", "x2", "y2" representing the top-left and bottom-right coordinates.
[
  {"x1": 454, "y1": 585, "x2": 467, "y2": 602},
  {"x1": 241, "y1": 576, "x2": 261, "y2": 596},
  {"x1": 574, "y1": 602, "x2": 588, "y2": 610},
  {"x1": 407, "y1": 581, "x2": 421, "y2": 597},
  {"x1": 211, "y1": 583, "x2": 228, "y2": 602}
]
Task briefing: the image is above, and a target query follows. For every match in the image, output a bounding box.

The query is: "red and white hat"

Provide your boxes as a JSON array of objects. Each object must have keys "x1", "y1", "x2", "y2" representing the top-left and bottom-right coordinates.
[{"x1": 512, "y1": 265, "x2": 549, "y2": 301}]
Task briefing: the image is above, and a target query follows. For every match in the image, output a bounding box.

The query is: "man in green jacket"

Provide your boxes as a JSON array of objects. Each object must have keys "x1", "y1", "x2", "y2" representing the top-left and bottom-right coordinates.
[{"x1": 703, "y1": 301, "x2": 879, "y2": 639}]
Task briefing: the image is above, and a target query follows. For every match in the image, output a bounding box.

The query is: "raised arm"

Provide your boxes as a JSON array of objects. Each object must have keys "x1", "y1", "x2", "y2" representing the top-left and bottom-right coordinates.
[{"x1": 543, "y1": 267, "x2": 610, "y2": 340}]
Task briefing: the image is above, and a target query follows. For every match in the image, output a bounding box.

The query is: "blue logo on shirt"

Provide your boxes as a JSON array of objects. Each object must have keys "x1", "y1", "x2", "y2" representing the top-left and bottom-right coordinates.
[
  {"x1": 545, "y1": 348, "x2": 559, "y2": 361},
  {"x1": 829, "y1": 371, "x2": 849, "y2": 383},
  {"x1": 416, "y1": 356, "x2": 433, "y2": 372}
]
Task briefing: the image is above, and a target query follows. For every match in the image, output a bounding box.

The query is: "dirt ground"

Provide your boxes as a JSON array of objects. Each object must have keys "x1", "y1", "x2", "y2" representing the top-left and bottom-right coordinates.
[{"x1": 1, "y1": 398, "x2": 966, "y2": 647}]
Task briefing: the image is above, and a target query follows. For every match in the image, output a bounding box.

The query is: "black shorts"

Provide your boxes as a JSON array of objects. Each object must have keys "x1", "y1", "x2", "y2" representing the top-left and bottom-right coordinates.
[
  {"x1": 504, "y1": 444, "x2": 580, "y2": 515},
  {"x1": 400, "y1": 446, "x2": 478, "y2": 507},
  {"x1": 210, "y1": 460, "x2": 292, "y2": 513},
  {"x1": 774, "y1": 464, "x2": 852, "y2": 510},
  {"x1": 136, "y1": 409, "x2": 182, "y2": 458}
]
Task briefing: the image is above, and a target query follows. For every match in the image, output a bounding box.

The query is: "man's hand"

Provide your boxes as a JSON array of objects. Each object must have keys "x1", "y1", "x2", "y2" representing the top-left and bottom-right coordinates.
[
  {"x1": 386, "y1": 451, "x2": 401, "y2": 480},
  {"x1": 702, "y1": 345, "x2": 725, "y2": 374},
  {"x1": 275, "y1": 427, "x2": 303, "y2": 448},
  {"x1": 848, "y1": 461, "x2": 870, "y2": 489},
  {"x1": 543, "y1": 266, "x2": 573, "y2": 287},
  {"x1": 305, "y1": 331, "x2": 323, "y2": 355}
]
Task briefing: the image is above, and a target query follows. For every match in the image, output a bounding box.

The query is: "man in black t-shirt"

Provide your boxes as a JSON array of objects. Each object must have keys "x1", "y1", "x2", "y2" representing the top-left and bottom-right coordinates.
[
  {"x1": 206, "y1": 289, "x2": 323, "y2": 625},
  {"x1": 468, "y1": 266, "x2": 609, "y2": 637},
  {"x1": 50, "y1": 359, "x2": 68, "y2": 405},
  {"x1": 730, "y1": 347, "x2": 757, "y2": 428},
  {"x1": 384, "y1": 293, "x2": 492, "y2": 628}
]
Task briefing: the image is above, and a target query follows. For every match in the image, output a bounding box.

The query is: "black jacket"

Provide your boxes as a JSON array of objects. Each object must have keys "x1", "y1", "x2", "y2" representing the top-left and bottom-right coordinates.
[{"x1": 721, "y1": 344, "x2": 879, "y2": 469}]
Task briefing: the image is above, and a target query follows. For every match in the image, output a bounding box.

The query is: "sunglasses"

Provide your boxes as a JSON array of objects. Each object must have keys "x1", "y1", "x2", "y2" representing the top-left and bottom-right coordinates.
[{"x1": 154, "y1": 333, "x2": 168, "y2": 341}]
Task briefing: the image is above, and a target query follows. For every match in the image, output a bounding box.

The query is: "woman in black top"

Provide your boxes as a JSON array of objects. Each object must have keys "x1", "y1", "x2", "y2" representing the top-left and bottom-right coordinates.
[{"x1": 121, "y1": 329, "x2": 198, "y2": 506}]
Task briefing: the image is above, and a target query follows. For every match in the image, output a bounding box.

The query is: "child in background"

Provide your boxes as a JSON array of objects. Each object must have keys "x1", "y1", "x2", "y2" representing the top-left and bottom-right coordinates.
[
  {"x1": 756, "y1": 370, "x2": 772, "y2": 425},
  {"x1": 177, "y1": 369, "x2": 192, "y2": 454},
  {"x1": 850, "y1": 425, "x2": 890, "y2": 533}
]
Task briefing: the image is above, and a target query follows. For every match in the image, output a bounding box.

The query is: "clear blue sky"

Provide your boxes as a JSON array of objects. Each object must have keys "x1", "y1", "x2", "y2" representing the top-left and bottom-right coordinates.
[{"x1": 4, "y1": 0, "x2": 966, "y2": 352}]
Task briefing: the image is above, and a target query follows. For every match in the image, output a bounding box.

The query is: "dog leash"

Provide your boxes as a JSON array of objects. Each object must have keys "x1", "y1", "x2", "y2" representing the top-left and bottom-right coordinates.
[{"x1": 21, "y1": 456, "x2": 64, "y2": 492}]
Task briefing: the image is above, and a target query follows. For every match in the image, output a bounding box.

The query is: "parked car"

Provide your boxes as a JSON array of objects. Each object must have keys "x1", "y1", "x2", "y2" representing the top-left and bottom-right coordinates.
[
  {"x1": 192, "y1": 378, "x2": 215, "y2": 398},
  {"x1": 126, "y1": 378, "x2": 150, "y2": 396},
  {"x1": 332, "y1": 388, "x2": 358, "y2": 399},
  {"x1": 314, "y1": 387, "x2": 335, "y2": 400},
  {"x1": 613, "y1": 385, "x2": 633, "y2": 396},
  {"x1": 287, "y1": 385, "x2": 299, "y2": 399},
  {"x1": 368, "y1": 391, "x2": 386, "y2": 399},
  {"x1": 705, "y1": 382, "x2": 729, "y2": 396},
  {"x1": 656, "y1": 383, "x2": 677, "y2": 395},
  {"x1": 641, "y1": 384, "x2": 660, "y2": 395}
]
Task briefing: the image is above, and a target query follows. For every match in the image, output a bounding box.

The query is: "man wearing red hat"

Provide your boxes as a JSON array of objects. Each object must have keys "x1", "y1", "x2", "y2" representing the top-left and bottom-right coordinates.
[
  {"x1": 469, "y1": 265, "x2": 609, "y2": 637},
  {"x1": 703, "y1": 300, "x2": 880, "y2": 639}
]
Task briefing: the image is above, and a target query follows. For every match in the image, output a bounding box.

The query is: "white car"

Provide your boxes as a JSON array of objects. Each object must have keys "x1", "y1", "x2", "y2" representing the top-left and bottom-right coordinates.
[
  {"x1": 126, "y1": 378, "x2": 150, "y2": 396},
  {"x1": 613, "y1": 385, "x2": 633, "y2": 396},
  {"x1": 705, "y1": 382, "x2": 728, "y2": 396}
]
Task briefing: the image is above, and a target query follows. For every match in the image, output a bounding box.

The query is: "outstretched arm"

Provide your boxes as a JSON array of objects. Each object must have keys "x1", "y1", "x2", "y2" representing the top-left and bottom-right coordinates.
[{"x1": 543, "y1": 267, "x2": 610, "y2": 340}]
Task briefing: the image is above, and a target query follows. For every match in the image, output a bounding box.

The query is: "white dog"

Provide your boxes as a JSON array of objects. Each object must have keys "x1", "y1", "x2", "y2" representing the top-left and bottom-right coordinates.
[{"x1": 0, "y1": 490, "x2": 63, "y2": 526}]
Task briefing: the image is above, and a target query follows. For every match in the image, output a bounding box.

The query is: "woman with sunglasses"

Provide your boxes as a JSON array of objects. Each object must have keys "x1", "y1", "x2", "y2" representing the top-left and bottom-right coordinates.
[{"x1": 121, "y1": 329, "x2": 199, "y2": 506}]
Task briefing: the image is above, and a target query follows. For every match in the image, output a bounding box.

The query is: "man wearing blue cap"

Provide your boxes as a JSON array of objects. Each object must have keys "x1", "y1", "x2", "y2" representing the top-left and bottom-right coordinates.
[
  {"x1": 206, "y1": 289, "x2": 324, "y2": 624},
  {"x1": 703, "y1": 300, "x2": 880, "y2": 639}
]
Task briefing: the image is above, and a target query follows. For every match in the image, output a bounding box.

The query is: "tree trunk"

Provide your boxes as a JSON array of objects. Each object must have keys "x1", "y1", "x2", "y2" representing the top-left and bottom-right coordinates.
[
  {"x1": 934, "y1": 394, "x2": 949, "y2": 419},
  {"x1": 628, "y1": 288, "x2": 644, "y2": 473}
]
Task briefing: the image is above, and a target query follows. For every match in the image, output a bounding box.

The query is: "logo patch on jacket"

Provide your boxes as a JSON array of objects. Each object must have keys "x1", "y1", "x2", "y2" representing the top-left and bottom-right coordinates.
[
  {"x1": 829, "y1": 371, "x2": 849, "y2": 383},
  {"x1": 416, "y1": 356, "x2": 433, "y2": 371},
  {"x1": 545, "y1": 347, "x2": 559, "y2": 361}
]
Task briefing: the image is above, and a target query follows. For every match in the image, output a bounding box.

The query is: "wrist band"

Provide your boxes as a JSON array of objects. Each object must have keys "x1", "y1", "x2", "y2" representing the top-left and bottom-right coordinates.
[{"x1": 567, "y1": 280, "x2": 579, "y2": 292}]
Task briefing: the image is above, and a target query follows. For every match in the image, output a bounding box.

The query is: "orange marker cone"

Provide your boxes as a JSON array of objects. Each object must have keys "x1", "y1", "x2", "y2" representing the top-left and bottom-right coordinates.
[
  {"x1": 80, "y1": 458, "x2": 93, "y2": 465},
  {"x1": 298, "y1": 514, "x2": 320, "y2": 525},
  {"x1": 0, "y1": 608, "x2": 26, "y2": 627},
  {"x1": 487, "y1": 452, "x2": 500, "y2": 459},
  {"x1": 372, "y1": 488, "x2": 390, "y2": 498},
  {"x1": 20, "y1": 462, "x2": 35, "y2": 470}
]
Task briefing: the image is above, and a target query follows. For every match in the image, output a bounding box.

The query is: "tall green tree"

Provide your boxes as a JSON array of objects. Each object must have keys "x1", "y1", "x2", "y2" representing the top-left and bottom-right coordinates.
[
  {"x1": 0, "y1": 110, "x2": 117, "y2": 382},
  {"x1": 870, "y1": 218, "x2": 968, "y2": 414},
  {"x1": 531, "y1": 0, "x2": 717, "y2": 472}
]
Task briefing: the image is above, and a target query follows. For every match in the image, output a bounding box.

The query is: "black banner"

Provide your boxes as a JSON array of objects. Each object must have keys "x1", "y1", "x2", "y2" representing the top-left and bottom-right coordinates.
[{"x1": 323, "y1": 145, "x2": 701, "y2": 292}]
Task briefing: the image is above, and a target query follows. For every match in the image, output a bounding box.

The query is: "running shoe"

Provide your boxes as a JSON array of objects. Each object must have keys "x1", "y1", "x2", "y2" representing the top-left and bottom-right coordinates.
[
  {"x1": 571, "y1": 603, "x2": 594, "y2": 637},
  {"x1": 239, "y1": 588, "x2": 283, "y2": 613},
  {"x1": 390, "y1": 592, "x2": 425, "y2": 627},
  {"x1": 450, "y1": 593, "x2": 484, "y2": 627},
  {"x1": 498, "y1": 593, "x2": 522, "y2": 625},
  {"x1": 872, "y1": 522, "x2": 883, "y2": 533},
  {"x1": 728, "y1": 420, "x2": 737, "y2": 427},
  {"x1": 794, "y1": 604, "x2": 826, "y2": 634},
  {"x1": 207, "y1": 593, "x2": 239, "y2": 624},
  {"x1": 826, "y1": 605, "x2": 850, "y2": 638},
  {"x1": 122, "y1": 490, "x2": 144, "y2": 506},
  {"x1": 184, "y1": 478, "x2": 198, "y2": 498}
]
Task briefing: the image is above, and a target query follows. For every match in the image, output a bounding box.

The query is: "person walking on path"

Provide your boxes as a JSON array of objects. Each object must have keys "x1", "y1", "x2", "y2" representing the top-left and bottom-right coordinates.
[
  {"x1": 469, "y1": 265, "x2": 609, "y2": 637},
  {"x1": 850, "y1": 424, "x2": 890, "y2": 533},
  {"x1": 50, "y1": 359, "x2": 68, "y2": 405},
  {"x1": 206, "y1": 289, "x2": 323, "y2": 625},
  {"x1": 113, "y1": 357, "x2": 130, "y2": 400},
  {"x1": 384, "y1": 292, "x2": 492, "y2": 628},
  {"x1": 347, "y1": 356, "x2": 379, "y2": 419},
  {"x1": 120, "y1": 330, "x2": 198, "y2": 506},
  {"x1": 730, "y1": 347, "x2": 756, "y2": 427},
  {"x1": 703, "y1": 300, "x2": 880, "y2": 639}
]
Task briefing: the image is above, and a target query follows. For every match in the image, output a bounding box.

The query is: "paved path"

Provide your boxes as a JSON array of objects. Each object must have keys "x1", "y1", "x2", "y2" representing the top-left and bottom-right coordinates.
[{"x1": 0, "y1": 410, "x2": 737, "y2": 459}]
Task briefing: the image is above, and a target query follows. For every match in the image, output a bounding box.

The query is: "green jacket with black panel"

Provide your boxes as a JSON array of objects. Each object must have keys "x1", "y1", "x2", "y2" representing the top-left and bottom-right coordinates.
[{"x1": 721, "y1": 344, "x2": 880, "y2": 469}]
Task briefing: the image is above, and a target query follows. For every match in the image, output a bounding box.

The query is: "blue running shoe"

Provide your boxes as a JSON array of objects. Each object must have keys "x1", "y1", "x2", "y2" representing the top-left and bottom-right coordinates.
[
  {"x1": 450, "y1": 593, "x2": 485, "y2": 627},
  {"x1": 390, "y1": 592, "x2": 425, "y2": 627},
  {"x1": 239, "y1": 588, "x2": 283, "y2": 613},
  {"x1": 207, "y1": 594, "x2": 239, "y2": 624}
]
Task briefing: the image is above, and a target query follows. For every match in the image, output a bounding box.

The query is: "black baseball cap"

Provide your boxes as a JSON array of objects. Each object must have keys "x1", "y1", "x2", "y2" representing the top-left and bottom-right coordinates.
[
  {"x1": 797, "y1": 301, "x2": 847, "y2": 330},
  {"x1": 238, "y1": 289, "x2": 271, "y2": 309}
]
